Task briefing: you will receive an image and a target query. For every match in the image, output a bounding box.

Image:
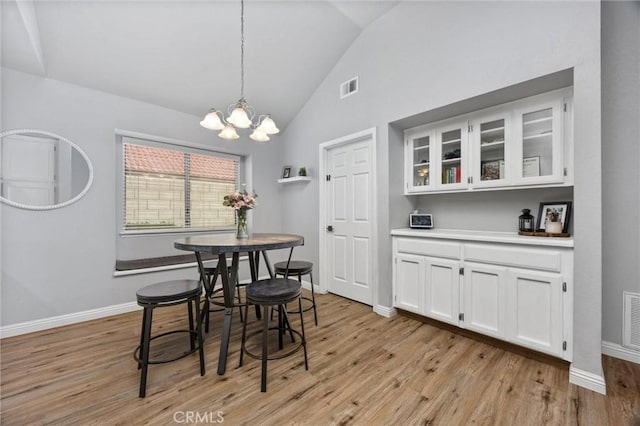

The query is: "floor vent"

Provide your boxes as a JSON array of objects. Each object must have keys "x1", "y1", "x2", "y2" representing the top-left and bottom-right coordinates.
[
  {"x1": 340, "y1": 76, "x2": 358, "y2": 99},
  {"x1": 623, "y1": 291, "x2": 640, "y2": 350}
]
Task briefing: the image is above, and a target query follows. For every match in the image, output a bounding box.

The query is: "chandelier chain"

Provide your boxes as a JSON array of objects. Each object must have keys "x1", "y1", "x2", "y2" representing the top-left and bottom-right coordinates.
[{"x1": 240, "y1": 0, "x2": 245, "y2": 100}]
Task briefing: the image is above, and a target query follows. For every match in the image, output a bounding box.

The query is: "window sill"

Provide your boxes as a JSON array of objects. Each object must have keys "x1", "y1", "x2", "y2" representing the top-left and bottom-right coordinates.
[{"x1": 114, "y1": 253, "x2": 249, "y2": 277}]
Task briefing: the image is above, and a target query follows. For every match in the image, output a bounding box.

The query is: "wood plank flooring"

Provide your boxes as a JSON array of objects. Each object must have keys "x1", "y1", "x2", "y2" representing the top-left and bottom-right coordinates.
[{"x1": 1, "y1": 291, "x2": 639, "y2": 425}]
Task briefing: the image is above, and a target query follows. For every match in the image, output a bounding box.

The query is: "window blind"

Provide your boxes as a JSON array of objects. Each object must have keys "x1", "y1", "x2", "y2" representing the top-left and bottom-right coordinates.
[{"x1": 121, "y1": 138, "x2": 239, "y2": 233}]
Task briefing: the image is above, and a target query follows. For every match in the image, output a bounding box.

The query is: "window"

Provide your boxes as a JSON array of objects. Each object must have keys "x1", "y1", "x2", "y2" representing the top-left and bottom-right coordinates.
[{"x1": 121, "y1": 137, "x2": 239, "y2": 233}]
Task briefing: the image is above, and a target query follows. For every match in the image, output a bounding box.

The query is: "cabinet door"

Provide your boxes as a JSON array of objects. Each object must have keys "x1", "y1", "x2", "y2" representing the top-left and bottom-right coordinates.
[
  {"x1": 507, "y1": 269, "x2": 563, "y2": 357},
  {"x1": 405, "y1": 129, "x2": 435, "y2": 193},
  {"x1": 436, "y1": 121, "x2": 468, "y2": 190},
  {"x1": 471, "y1": 112, "x2": 511, "y2": 188},
  {"x1": 513, "y1": 97, "x2": 564, "y2": 185},
  {"x1": 463, "y1": 262, "x2": 507, "y2": 339},
  {"x1": 394, "y1": 253, "x2": 425, "y2": 314},
  {"x1": 424, "y1": 257, "x2": 460, "y2": 326}
]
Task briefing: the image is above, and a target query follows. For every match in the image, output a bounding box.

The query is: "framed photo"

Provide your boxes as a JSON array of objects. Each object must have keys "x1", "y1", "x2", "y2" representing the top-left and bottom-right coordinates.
[
  {"x1": 523, "y1": 156, "x2": 540, "y2": 178},
  {"x1": 536, "y1": 201, "x2": 572, "y2": 233},
  {"x1": 281, "y1": 166, "x2": 292, "y2": 179},
  {"x1": 481, "y1": 159, "x2": 505, "y2": 181}
]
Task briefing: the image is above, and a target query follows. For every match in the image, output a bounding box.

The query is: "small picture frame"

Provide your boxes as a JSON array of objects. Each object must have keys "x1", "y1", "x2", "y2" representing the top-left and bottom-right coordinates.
[
  {"x1": 281, "y1": 166, "x2": 292, "y2": 179},
  {"x1": 536, "y1": 201, "x2": 572, "y2": 233}
]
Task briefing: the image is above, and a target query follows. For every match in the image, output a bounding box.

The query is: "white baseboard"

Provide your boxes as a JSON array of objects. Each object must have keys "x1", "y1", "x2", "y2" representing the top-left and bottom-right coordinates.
[
  {"x1": 602, "y1": 341, "x2": 640, "y2": 364},
  {"x1": 373, "y1": 305, "x2": 397, "y2": 318},
  {"x1": 0, "y1": 301, "x2": 140, "y2": 339},
  {"x1": 569, "y1": 365, "x2": 607, "y2": 395}
]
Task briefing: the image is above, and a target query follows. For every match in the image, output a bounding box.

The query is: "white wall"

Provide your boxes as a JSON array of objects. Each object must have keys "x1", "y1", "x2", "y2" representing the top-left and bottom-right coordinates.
[
  {"x1": 279, "y1": 1, "x2": 603, "y2": 378},
  {"x1": 601, "y1": 1, "x2": 640, "y2": 346},
  {"x1": 0, "y1": 68, "x2": 282, "y2": 325}
]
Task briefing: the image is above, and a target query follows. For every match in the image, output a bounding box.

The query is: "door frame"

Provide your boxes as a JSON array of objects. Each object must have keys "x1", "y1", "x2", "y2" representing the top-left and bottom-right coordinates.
[{"x1": 318, "y1": 127, "x2": 378, "y2": 308}]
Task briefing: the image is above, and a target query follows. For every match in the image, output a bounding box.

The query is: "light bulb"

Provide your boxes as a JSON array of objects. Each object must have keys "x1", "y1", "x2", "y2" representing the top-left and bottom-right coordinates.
[
  {"x1": 218, "y1": 124, "x2": 240, "y2": 140},
  {"x1": 200, "y1": 110, "x2": 225, "y2": 130},
  {"x1": 258, "y1": 115, "x2": 279, "y2": 134},
  {"x1": 249, "y1": 127, "x2": 270, "y2": 142},
  {"x1": 227, "y1": 107, "x2": 252, "y2": 129}
]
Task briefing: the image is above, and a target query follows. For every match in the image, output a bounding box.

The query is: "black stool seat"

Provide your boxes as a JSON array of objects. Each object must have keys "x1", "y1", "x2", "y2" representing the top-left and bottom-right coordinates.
[
  {"x1": 240, "y1": 277, "x2": 308, "y2": 392},
  {"x1": 134, "y1": 279, "x2": 205, "y2": 398},
  {"x1": 274, "y1": 260, "x2": 313, "y2": 275},
  {"x1": 273, "y1": 260, "x2": 318, "y2": 326},
  {"x1": 246, "y1": 278, "x2": 302, "y2": 304},
  {"x1": 136, "y1": 279, "x2": 201, "y2": 304}
]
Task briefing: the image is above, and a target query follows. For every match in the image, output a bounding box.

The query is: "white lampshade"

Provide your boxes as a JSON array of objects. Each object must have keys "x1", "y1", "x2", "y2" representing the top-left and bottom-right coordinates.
[
  {"x1": 218, "y1": 124, "x2": 240, "y2": 140},
  {"x1": 200, "y1": 111, "x2": 225, "y2": 130},
  {"x1": 258, "y1": 115, "x2": 279, "y2": 135},
  {"x1": 249, "y1": 127, "x2": 270, "y2": 142},
  {"x1": 227, "y1": 107, "x2": 252, "y2": 129}
]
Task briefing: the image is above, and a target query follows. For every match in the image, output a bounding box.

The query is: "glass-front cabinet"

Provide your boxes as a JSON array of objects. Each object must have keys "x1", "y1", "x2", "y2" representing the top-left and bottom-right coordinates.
[
  {"x1": 513, "y1": 97, "x2": 564, "y2": 185},
  {"x1": 437, "y1": 121, "x2": 468, "y2": 190},
  {"x1": 406, "y1": 128, "x2": 435, "y2": 192},
  {"x1": 403, "y1": 88, "x2": 572, "y2": 195},
  {"x1": 471, "y1": 113, "x2": 510, "y2": 188}
]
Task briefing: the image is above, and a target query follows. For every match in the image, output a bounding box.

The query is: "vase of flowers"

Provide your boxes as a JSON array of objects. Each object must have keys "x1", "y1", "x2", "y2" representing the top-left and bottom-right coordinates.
[{"x1": 223, "y1": 190, "x2": 257, "y2": 239}]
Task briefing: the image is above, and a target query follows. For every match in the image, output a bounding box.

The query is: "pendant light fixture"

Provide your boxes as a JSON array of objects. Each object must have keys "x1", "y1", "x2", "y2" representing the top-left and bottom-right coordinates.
[{"x1": 200, "y1": 0, "x2": 279, "y2": 141}]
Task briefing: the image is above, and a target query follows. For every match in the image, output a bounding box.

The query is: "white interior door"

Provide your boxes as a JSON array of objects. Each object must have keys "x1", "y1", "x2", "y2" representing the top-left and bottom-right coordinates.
[
  {"x1": 1, "y1": 134, "x2": 57, "y2": 205},
  {"x1": 323, "y1": 133, "x2": 374, "y2": 305}
]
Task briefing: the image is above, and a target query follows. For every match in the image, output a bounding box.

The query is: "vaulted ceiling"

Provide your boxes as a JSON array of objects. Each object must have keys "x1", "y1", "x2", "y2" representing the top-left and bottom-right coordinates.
[{"x1": 2, "y1": 0, "x2": 400, "y2": 132}]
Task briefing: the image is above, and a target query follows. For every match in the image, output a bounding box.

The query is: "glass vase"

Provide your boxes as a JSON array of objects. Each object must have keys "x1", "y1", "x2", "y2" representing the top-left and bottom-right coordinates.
[{"x1": 236, "y1": 208, "x2": 248, "y2": 239}]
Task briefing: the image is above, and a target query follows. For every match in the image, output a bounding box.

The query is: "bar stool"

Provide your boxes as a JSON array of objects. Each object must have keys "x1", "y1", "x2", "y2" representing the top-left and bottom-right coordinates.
[
  {"x1": 239, "y1": 278, "x2": 308, "y2": 392},
  {"x1": 133, "y1": 279, "x2": 205, "y2": 398},
  {"x1": 202, "y1": 264, "x2": 245, "y2": 333},
  {"x1": 274, "y1": 260, "x2": 318, "y2": 325}
]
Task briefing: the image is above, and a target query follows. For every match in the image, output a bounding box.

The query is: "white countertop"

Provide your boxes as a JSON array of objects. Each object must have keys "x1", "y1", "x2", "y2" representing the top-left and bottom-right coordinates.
[{"x1": 390, "y1": 228, "x2": 574, "y2": 248}]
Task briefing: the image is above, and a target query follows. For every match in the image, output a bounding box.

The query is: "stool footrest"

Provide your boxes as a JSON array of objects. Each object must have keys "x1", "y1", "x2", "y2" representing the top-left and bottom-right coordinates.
[
  {"x1": 242, "y1": 327, "x2": 305, "y2": 361},
  {"x1": 133, "y1": 330, "x2": 201, "y2": 365}
]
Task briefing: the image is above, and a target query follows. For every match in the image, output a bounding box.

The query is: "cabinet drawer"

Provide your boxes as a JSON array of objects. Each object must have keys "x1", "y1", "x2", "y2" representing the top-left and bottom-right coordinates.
[
  {"x1": 464, "y1": 244, "x2": 561, "y2": 272},
  {"x1": 395, "y1": 238, "x2": 461, "y2": 260}
]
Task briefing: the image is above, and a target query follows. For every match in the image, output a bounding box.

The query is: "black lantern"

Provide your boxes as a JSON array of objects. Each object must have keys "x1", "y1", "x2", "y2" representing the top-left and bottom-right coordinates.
[{"x1": 519, "y1": 208, "x2": 535, "y2": 232}]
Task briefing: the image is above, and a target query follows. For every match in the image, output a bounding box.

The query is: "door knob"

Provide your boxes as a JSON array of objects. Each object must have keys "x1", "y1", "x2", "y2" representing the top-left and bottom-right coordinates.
[{"x1": 326, "y1": 225, "x2": 333, "y2": 232}]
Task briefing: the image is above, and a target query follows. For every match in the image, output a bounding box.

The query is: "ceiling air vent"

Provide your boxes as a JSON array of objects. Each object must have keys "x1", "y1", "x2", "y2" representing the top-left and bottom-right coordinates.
[{"x1": 340, "y1": 76, "x2": 359, "y2": 99}]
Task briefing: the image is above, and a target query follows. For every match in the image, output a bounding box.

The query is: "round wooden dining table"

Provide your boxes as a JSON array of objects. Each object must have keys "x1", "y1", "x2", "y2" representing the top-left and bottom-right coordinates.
[{"x1": 174, "y1": 233, "x2": 304, "y2": 375}]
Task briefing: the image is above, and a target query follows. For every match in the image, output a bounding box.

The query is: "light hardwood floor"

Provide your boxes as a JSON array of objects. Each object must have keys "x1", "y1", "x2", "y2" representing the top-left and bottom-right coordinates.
[{"x1": 1, "y1": 291, "x2": 639, "y2": 425}]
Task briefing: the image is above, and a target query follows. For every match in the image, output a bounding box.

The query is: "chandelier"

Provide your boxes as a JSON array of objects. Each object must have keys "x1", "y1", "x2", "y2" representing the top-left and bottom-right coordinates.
[{"x1": 200, "y1": 0, "x2": 279, "y2": 142}]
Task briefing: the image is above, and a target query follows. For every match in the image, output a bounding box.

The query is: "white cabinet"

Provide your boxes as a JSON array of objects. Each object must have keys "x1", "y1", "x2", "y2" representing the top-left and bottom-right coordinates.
[
  {"x1": 391, "y1": 230, "x2": 573, "y2": 360},
  {"x1": 506, "y1": 269, "x2": 564, "y2": 356},
  {"x1": 394, "y1": 253, "x2": 425, "y2": 314},
  {"x1": 436, "y1": 120, "x2": 468, "y2": 191},
  {"x1": 471, "y1": 112, "x2": 511, "y2": 188},
  {"x1": 403, "y1": 88, "x2": 572, "y2": 194},
  {"x1": 463, "y1": 262, "x2": 508, "y2": 339},
  {"x1": 424, "y1": 257, "x2": 460, "y2": 326}
]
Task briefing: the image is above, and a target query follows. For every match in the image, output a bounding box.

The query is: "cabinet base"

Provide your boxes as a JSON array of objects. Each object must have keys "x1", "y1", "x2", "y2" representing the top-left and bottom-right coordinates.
[{"x1": 397, "y1": 308, "x2": 570, "y2": 368}]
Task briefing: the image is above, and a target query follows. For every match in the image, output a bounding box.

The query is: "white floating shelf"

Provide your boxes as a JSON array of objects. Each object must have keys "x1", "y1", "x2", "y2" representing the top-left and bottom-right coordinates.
[{"x1": 277, "y1": 176, "x2": 312, "y2": 184}]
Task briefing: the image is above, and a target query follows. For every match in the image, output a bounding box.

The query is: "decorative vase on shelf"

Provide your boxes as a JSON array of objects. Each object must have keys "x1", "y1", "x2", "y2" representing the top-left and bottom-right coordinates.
[
  {"x1": 236, "y1": 208, "x2": 249, "y2": 239},
  {"x1": 545, "y1": 221, "x2": 562, "y2": 234}
]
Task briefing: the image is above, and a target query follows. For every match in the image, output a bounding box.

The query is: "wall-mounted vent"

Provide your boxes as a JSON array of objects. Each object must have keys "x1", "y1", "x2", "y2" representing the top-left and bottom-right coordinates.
[
  {"x1": 623, "y1": 291, "x2": 640, "y2": 350},
  {"x1": 340, "y1": 76, "x2": 359, "y2": 99}
]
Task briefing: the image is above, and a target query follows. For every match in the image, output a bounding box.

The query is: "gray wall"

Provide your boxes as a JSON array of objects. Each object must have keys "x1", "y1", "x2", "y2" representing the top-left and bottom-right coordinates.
[
  {"x1": 278, "y1": 1, "x2": 603, "y2": 377},
  {"x1": 0, "y1": 68, "x2": 282, "y2": 324},
  {"x1": 601, "y1": 1, "x2": 640, "y2": 346}
]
